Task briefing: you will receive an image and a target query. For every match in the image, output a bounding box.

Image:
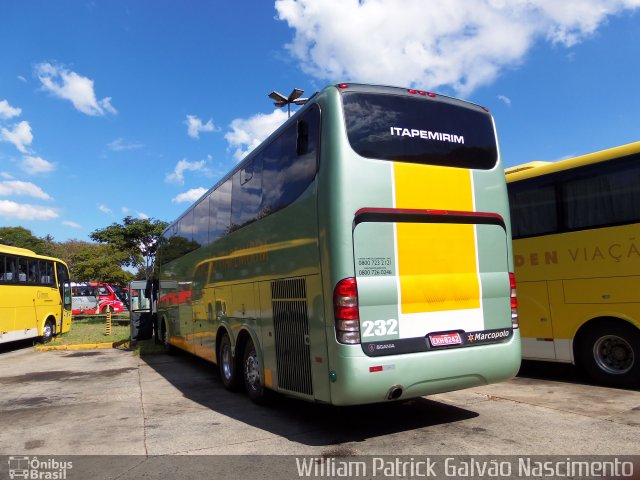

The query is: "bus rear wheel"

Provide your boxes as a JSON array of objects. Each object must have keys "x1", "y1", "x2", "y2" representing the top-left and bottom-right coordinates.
[
  {"x1": 243, "y1": 339, "x2": 269, "y2": 404},
  {"x1": 218, "y1": 333, "x2": 241, "y2": 392},
  {"x1": 577, "y1": 322, "x2": 640, "y2": 388}
]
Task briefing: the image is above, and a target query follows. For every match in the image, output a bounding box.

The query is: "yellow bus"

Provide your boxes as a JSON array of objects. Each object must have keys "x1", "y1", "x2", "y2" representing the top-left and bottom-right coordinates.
[
  {"x1": 0, "y1": 244, "x2": 73, "y2": 344},
  {"x1": 506, "y1": 142, "x2": 640, "y2": 388}
]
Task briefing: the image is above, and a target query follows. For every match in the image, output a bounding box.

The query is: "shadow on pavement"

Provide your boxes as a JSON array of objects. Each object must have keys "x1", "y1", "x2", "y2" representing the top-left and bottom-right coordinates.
[{"x1": 141, "y1": 350, "x2": 480, "y2": 447}]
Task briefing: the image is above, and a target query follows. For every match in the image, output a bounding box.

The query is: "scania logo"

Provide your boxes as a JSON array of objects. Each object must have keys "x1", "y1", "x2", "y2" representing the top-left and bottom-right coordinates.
[{"x1": 368, "y1": 344, "x2": 375, "y2": 353}]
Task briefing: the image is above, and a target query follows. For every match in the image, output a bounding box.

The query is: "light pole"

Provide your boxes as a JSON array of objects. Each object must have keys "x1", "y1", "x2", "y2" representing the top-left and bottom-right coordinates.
[{"x1": 268, "y1": 88, "x2": 308, "y2": 117}]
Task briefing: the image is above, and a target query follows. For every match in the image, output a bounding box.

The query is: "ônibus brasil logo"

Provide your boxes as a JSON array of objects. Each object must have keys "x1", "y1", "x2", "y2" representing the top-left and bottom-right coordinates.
[{"x1": 8, "y1": 456, "x2": 73, "y2": 480}]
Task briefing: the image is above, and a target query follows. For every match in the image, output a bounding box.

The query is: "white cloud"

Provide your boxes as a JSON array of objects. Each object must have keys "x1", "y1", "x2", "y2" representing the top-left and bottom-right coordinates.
[
  {"x1": 0, "y1": 180, "x2": 52, "y2": 200},
  {"x1": 97, "y1": 204, "x2": 113, "y2": 214},
  {"x1": 185, "y1": 115, "x2": 216, "y2": 139},
  {"x1": 0, "y1": 100, "x2": 22, "y2": 120},
  {"x1": 21, "y1": 156, "x2": 56, "y2": 175},
  {"x1": 62, "y1": 220, "x2": 81, "y2": 228},
  {"x1": 165, "y1": 159, "x2": 207, "y2": 184},
  {"x1": 172, "y1": 187, "x2": 207, "y2": 204},
  {"x1": 35, "y1": 62, "x2": 117, "y2": 116},
  {"x1": 497, "y1": 95, "x2": 512, "y2": 107},
  {"x1": 0, "y1": 200, "x2": 58, "y2": 220},
  {"x1": 225, "y1": 109, "x2": 288, "y2": 161},
  {"x1": 275, "y1": 0, "x2": 640, "y2": 96},
  {"x1": 108, "y1": 138, "x2": 144, "y2": 151},
  {"x1": 1, "y1": 121, "x2": 33, "y2": 153},
  {"x1": 1, "y1": 172, "x2": 14, "y2": 180},
  {"x1": 137, "y1": 212, "x2": 150, "y2": 219}
]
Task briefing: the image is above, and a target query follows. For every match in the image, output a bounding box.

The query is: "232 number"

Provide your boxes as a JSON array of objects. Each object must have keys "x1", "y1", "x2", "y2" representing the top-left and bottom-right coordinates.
[{"x1": 361, "y1": 319, "x2": 399, "y2": 338}]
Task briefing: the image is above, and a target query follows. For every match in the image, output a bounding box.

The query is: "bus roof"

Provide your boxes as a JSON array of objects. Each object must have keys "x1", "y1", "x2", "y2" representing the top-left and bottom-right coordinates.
[
  {"x1": 0, "y1": 244, "x2": 37, "y2": 256},
  {"x1": 0, "y1": 243, "x2": 69, "y2": 265},
  {"x1": 505, "y1": 141, "x2": 640, "y2": 183}
]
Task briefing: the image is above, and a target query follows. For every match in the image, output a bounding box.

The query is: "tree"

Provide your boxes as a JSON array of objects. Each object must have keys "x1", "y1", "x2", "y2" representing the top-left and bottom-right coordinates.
[
  {"x1": 71, "y1": 243, "x2": 134, "y2": 285},
  {"x1": 0, "y1": 226, "x2": 54, "y2": 255},
  {"x1": 90, "y1": 216, "x2": 168, "y2": 280}
]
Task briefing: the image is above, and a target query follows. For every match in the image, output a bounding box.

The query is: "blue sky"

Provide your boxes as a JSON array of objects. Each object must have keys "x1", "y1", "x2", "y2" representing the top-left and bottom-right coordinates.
[{"x1": 1, "y1": 0, "x2": 639, "y2": 242}]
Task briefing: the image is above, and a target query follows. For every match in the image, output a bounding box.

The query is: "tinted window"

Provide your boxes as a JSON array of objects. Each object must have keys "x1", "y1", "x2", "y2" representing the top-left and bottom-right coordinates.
[
  {"x1": 562, "y1": 161, "x2": 640, "y2": 229},
  {"x1": 193, "y1": 198, "x2": 210, "y2": 247},
  {"x1": 211, "y1": 178, "x2": 232, "y2": 238},
  {"x1": 40, "y1": 260, "x2": 54, "y2": 285},
  {"x1": 56, "y1": 262, "x2": 69, "y2": 286},
  {"x1": 342, "y1": 92, "x2": 497, "y2": 169},
  {"x1": 262, "y1": 105, "x2": 319, "y2": 214},
  {"x1": 0, "y1": 255, "x2": 9, "y2": 282},
  {"x1": 231, "y1": 156, "x2": 263, "y2": 229},
  {"x1": 509, "y1": 182, "x2": 558, "y2": 238},
  {"x1": 508, "y1": 153, "x2": 640, "y2": 238},
  {"x1": 178, "y1": 209, "x2": 194, "y2": 243}
]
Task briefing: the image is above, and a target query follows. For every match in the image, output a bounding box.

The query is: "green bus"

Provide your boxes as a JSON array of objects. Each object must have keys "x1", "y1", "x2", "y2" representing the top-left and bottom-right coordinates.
[{"x1": 155, "y1": 83, "x2": 521, "y2": 405}]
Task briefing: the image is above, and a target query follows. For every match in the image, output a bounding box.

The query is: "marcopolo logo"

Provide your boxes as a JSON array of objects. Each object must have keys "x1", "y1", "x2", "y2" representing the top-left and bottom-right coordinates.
[{"x1": 8, "y1": 456, "x2": 72, "y2": 480}]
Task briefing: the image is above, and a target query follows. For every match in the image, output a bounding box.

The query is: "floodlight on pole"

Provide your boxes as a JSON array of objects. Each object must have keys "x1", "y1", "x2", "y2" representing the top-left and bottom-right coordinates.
[{"x1": 268, "y1": 88, "x2": 308, "y2": 117}]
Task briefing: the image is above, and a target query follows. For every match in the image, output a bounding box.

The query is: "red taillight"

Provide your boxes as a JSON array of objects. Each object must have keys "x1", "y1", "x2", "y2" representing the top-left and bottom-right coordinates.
[
  {"x1": 334, "y1": 277, "x2": 361, "y2": 344},
  {"x1": 427, "y1": 92, "x2": 437, "y2": 98},
  {"x1": 407, "y1": 89, "x2": 417, "y2": 94},
  {"x1": 509, "y1": 273, "x2": 519, "y2": 329},
  {"x1": 338, "y1": 83, "x2": 349, "y2": 89}
]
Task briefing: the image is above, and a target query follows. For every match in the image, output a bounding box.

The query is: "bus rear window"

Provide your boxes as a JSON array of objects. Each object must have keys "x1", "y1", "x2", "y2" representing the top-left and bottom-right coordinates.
[{"x1": 342, "y1": 92, "x2": 497, "y2": 169}]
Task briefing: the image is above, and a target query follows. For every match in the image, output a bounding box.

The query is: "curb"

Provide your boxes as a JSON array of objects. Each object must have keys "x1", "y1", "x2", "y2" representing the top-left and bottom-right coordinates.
[{"x1": 35, "y1": 340, "x2": 130, "y2": 351}]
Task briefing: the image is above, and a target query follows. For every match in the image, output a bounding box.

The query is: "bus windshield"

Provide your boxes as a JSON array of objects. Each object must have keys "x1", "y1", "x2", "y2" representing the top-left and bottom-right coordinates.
[{"x1": 342, "y1": 92, "x2": 497, "y2": 169}]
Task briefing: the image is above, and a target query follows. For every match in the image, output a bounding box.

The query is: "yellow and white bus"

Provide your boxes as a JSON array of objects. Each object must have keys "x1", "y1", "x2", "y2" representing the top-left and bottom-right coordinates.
[
  {"x1": 506, "y1": 142, "x2": 640, "y2": 388},
  {"x1": 0, "y1": 244, "x2": 73, "y2": 344}
]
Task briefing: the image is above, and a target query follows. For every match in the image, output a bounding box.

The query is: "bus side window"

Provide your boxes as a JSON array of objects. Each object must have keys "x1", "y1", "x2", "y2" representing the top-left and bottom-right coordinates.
[
  {"x1": 297, "y1": 119, "x2": 309, "y2": 156},
  {"x1": 18, "y1": 257, "x2": 28, "y2": 282},
  {"x1": 6, "y1": 256, "x2": 17, "y2": 282}
]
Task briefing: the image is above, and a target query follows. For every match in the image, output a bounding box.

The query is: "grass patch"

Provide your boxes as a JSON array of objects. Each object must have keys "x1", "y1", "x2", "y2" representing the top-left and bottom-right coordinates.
[{"x1": 54, "y1": 316, "x2": 130, "y2": 345}]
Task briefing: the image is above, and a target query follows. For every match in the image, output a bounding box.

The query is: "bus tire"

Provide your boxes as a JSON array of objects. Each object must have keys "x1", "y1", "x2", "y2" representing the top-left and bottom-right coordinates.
[
  {"x1": 41, "y1": 319, "x2": 55, "y2": 343},
  {"x1": 577, "y1": 322, "x2": 640, "y2": 388},
  {"x1": 243, "y1": 338, "x2": 269, "y2": 404},
  {"x1": 218, "y1": 333, "x2": 241, "y2": 392}
]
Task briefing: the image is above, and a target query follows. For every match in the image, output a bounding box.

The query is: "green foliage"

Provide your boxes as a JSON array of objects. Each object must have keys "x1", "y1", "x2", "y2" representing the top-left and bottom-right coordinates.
[
  {"x1": 90, "y1": 216, "x2": 168, "y2": 279},
  {"x1": 70, "y1": 243, "x2": 135, "y2": 285},
  {"x1": 0, "y1": 226, "x2": 54, "y2": 255}
]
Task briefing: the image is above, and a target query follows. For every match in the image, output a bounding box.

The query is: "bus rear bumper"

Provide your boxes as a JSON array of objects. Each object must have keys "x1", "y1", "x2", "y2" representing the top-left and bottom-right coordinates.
[{"x1": 328, "y1": 331, "x2": 521, "y2": 406}]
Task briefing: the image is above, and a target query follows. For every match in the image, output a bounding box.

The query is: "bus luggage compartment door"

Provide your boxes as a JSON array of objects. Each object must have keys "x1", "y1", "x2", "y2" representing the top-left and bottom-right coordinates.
[{"x1": 353, "y1": 210, "x2": 512, "y2": 356}]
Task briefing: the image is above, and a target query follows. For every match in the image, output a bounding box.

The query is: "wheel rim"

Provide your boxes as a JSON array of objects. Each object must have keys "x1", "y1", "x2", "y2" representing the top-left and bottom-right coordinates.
[
  {"x1": 593, "y1": 334, "x2": 634, "y2": 375},
  {"x1": 221, "y1": 343, "x2": 233, "y2": 381},
  {"x1": 43, "y1": 322, "x2": 53, "y2": 339},
  {"x1": 244, "y1": 349, "x2": 260, "y2": 392}
]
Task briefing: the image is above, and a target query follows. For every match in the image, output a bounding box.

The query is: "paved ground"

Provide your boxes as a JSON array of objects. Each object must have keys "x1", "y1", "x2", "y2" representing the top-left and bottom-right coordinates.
[{"x1": 1, "y1": 344, "x2": 638, "y2": 460}]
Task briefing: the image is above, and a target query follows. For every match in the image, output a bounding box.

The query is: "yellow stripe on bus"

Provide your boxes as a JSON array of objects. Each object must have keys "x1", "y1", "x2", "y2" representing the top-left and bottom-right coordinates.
[{"x1": 393, "y1": 163, "x2": 480, "y2": 314}]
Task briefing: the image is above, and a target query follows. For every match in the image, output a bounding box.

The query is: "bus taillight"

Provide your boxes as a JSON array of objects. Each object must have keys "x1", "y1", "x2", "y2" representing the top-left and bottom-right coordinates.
[
  {"x1": 509, "y1": 273, "x2": 519, "y2": 329},
  {"x1": 334, "y1": 277, "x2": 361, "y2": 344}
]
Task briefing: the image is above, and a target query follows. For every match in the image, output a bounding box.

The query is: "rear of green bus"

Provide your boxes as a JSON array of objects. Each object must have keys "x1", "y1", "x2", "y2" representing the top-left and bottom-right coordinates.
[{"x1": 317, "y1": 84, "x2": 521, "y2": 405}]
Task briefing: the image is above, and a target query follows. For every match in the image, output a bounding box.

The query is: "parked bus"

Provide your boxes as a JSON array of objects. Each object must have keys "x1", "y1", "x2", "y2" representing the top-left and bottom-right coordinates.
[
  {"x1": 155, "y1": 83, "x2": 521, "y2": 405},
  {"x1": 0, "y1": 244, "x2": 73, "y2": 344},
  {"x1": 506, "y1": 142, "x2": 640, "y2": 388}
]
